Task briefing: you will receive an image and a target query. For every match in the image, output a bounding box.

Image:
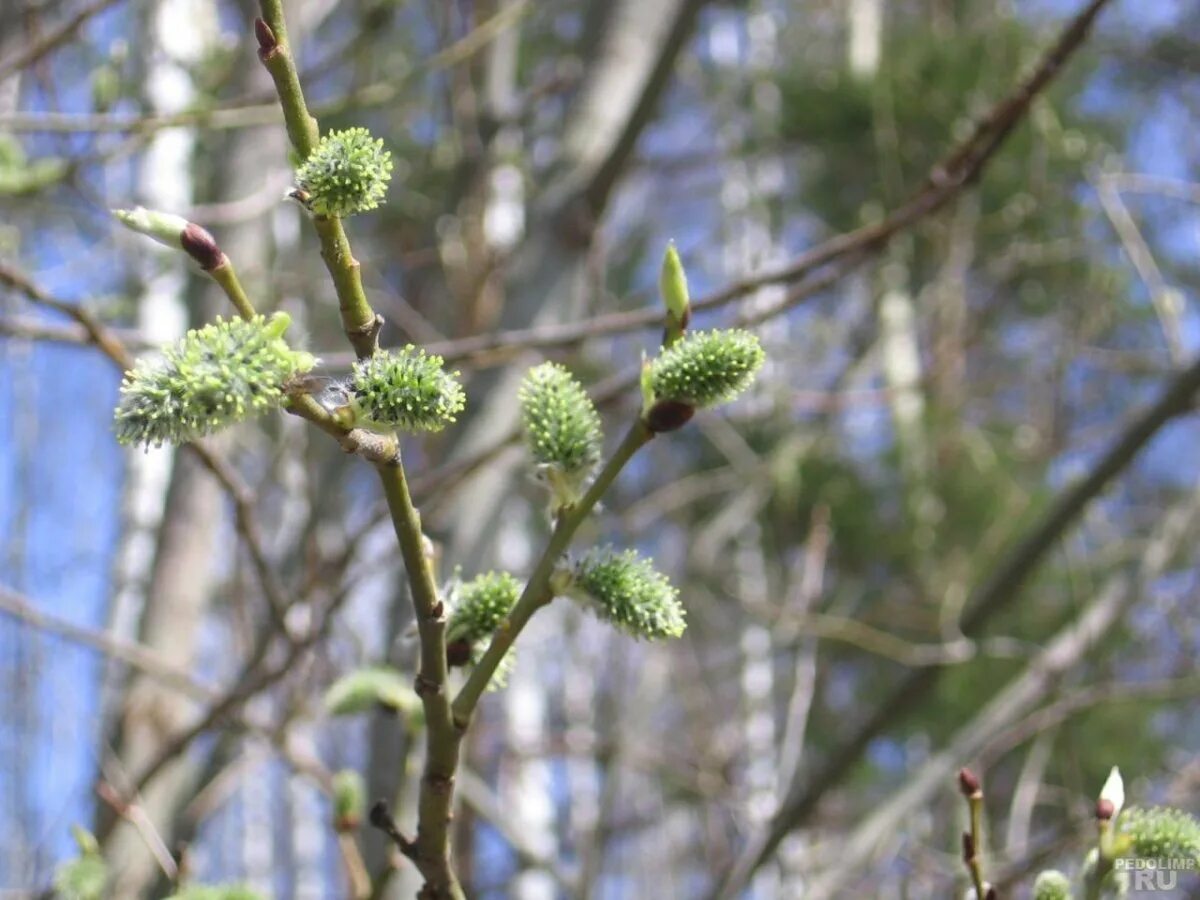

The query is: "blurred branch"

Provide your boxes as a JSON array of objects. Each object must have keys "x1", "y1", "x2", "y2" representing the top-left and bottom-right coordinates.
[
  {"x1": 1094, "y1": 171, "x2": 1183, "y2": 363},
  {"x1": 0, "y1": 313, "x2": 150, "y2": 351},
  {"x1": 722, "y1": 338, "x2": 1200, "y2": 893},
  {"x1": 0, "y1": 0, "x2": 531, "y2": 134},
  {"x1": 0, "y1": 261, "x2": 292, "y2": 625},
  {"x1": 0, "y1": 586, "x2": 215, "y2": 702},
  {"x1": 801, "y1": 483, "x2": 1200, "y2": 899},
  {"x1": 0, "y1": 0, "x2": 125, "y2": 83},
  {"x1": 710, "y1": 0, "x2": 1122, "y2": 890}
]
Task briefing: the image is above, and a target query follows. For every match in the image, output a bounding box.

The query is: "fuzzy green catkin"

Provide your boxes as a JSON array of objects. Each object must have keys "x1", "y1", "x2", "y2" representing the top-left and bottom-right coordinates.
[
  {"x1": 566, "y1": 547, "x2": 685, "y2": 640},
  {"x1": 114, "y1": 313, "x2": 314, "y2": 448},
  {"x1": 648, "y1": 328, "x2": 764, "y2": 409},
  {"x1": 519, "y1": 362, "x2": 603, "y2": 505},
  {"x1": 447, "y1": 572, "x2": 520, "y2": 690},
  {"x1": 294, "y1": 127, "x2": 393, "y2": 217},
  {"x1": 447, "y1": 571, "x2": 521, "y2": 644},
  {"x1": 350, "y1": 346, "x2": 465, "y2": 432},
  {"x1": 1032, "y1": 870, "x2": 1072, "y2": 900},
  {"x1": 1118, "y1": 807, "x2": 1200, "y2": 862}
]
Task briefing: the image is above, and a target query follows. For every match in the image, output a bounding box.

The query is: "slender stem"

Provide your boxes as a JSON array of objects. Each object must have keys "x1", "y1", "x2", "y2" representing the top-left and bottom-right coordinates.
[
  {"x1": 1084, "y1": 818, "x2": 1115, "y2": 900},
  {"x1": 313, "y1": 215, "x2": 381, "y2": 358},
  {"x1": 452, "y1": 420, "x2": 653, "y2": 724},
  {"x1": 256, "y1": 0, "x2": 380, "y2": 358},
  {"x1": 256, "y1": 3, "x2": 455, "y2": 892},
  {"x1": 207, "y1": 259, "x2": 256, "y2": 321},
  {"x1": 337, "y1": 832, "x2": 372, "y2": 900},
  {"x1": 257, "y1": 0, "x2": 319, "y2": 156},
  {"x1": 376, "y1": 456, "x2": 464, "y2": 900},
  {"x1": 965, "y1": 792, "x2": 986, "y2": 898}
]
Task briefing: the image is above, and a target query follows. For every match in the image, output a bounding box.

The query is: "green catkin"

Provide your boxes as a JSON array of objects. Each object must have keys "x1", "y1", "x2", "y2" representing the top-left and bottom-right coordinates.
[
  {"x1": 565, "y1": 547, "x2": 685, "y2": 640},
  {"x1": 648, "y1": 328, "x2": 764, "y2": 408},
  {"x1": 114, "y1": 313, "x2": 313, "y2": 448},
  {"x1": 519, "y1": 362, "x2": 603, "y2": 506},
  {"x1": 350, "y1": 346, "x2": 465, "y2": 432},
  {"x1": 294, "y1": 127, "x2": 393, "y2": 217}
]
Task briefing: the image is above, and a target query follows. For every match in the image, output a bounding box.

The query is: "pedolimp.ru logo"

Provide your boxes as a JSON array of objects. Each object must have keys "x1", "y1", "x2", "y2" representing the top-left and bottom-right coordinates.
[{"x1": 1114, "y1": 856, "x2": 1198, "y2": 892}]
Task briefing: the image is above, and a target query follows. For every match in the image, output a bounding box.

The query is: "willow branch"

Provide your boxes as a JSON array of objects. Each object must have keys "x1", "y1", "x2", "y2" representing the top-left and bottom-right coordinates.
[
  {"x1": 255, "y1": 0, "x2": 380, "y2": 357},
  {"x1": 453, "y1": 420, "x2": 653, "y2": 723}
]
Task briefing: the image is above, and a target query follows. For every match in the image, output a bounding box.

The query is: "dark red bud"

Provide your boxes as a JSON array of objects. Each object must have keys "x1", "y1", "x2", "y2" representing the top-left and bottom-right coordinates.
[
  {"x1": 254, "y1": 18, "x2": 278, "y2": 58},
  {"x1": 645, "y1": 399, "x2": 695, "y2": 433},
  {"x1": 180, "y1": 222, "x2": 225, "y2": 271},
  {"x1": 368, "y1": 800, "x2": 390, "y2": 830},
  {"x1": 446, "y1": 638, "x2": 473, "y2": 668},
  {"x1": 958, "y1": 767, "x2": 982, "y2": 797},
  {"x1": 1096, "y1": 797, "x2": 1115, "y2": 821},
  {"x1": 984, "y1": 888, "x2": 997, "y2": 900}
]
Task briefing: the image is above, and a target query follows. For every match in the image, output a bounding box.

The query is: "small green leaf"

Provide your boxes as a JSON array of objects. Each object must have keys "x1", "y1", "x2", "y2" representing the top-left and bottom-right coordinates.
[{"x1": 324, "y1": 666, "x2": 422, "y2": 722}]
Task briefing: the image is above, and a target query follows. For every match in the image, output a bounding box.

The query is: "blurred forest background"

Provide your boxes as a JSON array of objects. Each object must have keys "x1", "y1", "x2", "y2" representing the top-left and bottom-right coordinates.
[{"x1": 2, "y1": 0, "x2": 1200, "y2": 897}]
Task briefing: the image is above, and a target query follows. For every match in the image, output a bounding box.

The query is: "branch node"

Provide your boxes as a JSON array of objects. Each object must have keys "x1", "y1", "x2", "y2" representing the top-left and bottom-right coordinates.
[
  {"x1": 369, "y1": 800, "x2": 418, "y2": 860},
  {"x1": 414, "y1": 675, "x2": 442, "y2": 698},
  {"x1": 253, "y1": 17, "x2": 278, "y2": 60}
]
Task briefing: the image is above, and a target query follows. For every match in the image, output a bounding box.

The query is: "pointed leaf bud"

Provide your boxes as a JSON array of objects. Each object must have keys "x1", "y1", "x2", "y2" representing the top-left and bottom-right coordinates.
[
  {"x1": 659, "y1": 241, "x2": 691, "y2": 347},
  {"x1": 332, "y1": 769, "x2": 365, "y2": 832},
  {"x1": 1098, "y1": 766, "x2": 1124, "y2": 822},
  {"x1": 294, "y1": 127, "x2": 393, "y2": 217},
  {"x1": 113, "y1": 313, "x2": 314, "y2": 448},
  {"x1": 562, "y1": 547, "x2": 685, "y2": 640},
  {"x1": 253, "y1": 17, "x2": 277, "y2": 58},
  {"x1": 349, "y1": 346, "x2": 465, "y2": 433},
  {"x1": 518, "y1": 362, "x2": 603, "y2": 508},
  {"x1": 113, "y1": 206, "x2": 190, "y2": 249},
  {"x1": 644, "y1": 328, "x2": 764, "y2": 427}
]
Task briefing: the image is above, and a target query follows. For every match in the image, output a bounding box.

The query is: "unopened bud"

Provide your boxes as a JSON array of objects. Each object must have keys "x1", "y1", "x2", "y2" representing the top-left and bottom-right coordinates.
[
  {"x1": 254, "y1": 18, "x2": 278, "y2": 58},
  {"x1": 644, "y1": 398, "x2": 695, "y2": 433},
  {"x1": 1098, "y1": 766, "x2": 1124, "y2": 821},
  {"x1": 958, "y1": 767, "x2": 981, "y2": 797},
  {"x1": 332, "y1": 770, "x2": 365, "y2": 832},
  {"x1": 662, "y1": 244, "x2": 691, "y2": 326},
  {"x1": 113, "y1": 206, "x2": 189, "y2": 249},
  {"x1": 180, "y1": 222, "x2": 225, "y2": 270}
]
